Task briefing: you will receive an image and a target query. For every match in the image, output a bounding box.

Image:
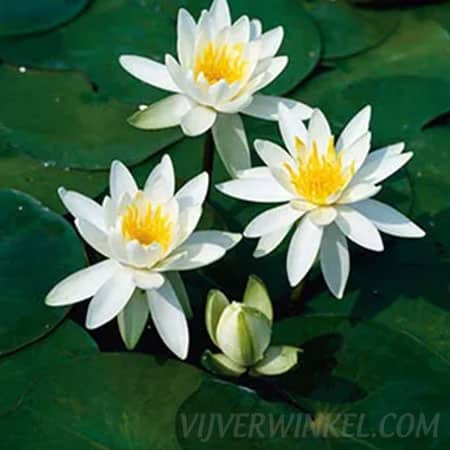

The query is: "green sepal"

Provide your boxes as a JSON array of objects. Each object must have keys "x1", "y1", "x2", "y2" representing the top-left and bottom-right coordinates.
[
  {"x1": 165, "y1": 272, "x2": 192, "y2": 319},
  {"x1": 201, "y1": 350, "x2": 246, "y2": 378},
  {"x1": 205, "y1": 289, "x2": 230, "y2": 346},
  {"x1": 243, "y1": 275, "x2": 273, "y2": 323},
  {"x1": 117, "y1": 289, "x2": 149, "y2": 350},
  {"x1": 249, "y1": 346, "x2": 302, "y2": 377}
]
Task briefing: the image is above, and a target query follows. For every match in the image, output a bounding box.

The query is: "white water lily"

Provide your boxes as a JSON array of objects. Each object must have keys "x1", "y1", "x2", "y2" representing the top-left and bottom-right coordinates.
[
  {"x1": 46, "y1": 155, "x2": 241, "y2": 358},
  {"x1": 119, "y1": 0, "x2": 311, "y2": 177},
  {"x1": 217, "y1": 105, "x2": 425, "y2": 298}
]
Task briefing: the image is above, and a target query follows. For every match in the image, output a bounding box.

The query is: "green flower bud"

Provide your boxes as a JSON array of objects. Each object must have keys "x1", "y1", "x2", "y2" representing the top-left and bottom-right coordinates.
[{"x1": 216, "y1": 302, "x2": 272, "y2": 367}]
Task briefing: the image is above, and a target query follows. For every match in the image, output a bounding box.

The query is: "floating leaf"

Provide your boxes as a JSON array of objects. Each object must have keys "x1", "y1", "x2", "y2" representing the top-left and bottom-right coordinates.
[
  {"x1": 0, "y1": 0, "x2": 91, "y2": 37},
  {"x1": 0, "y1": 320, "x2": 98, "y2": 414},
  {"x1": 0, "y1": 145, "x2": 108, "y2": 214},
  {"x1": 0, "y1": 189, "x2": 87, "y2": 354},
  {"x1": 0, "y1": 66, "x2": 182, "y2": 170},
  {"x1": 302, "y1": 0, "x2": 399, "y2": 59},
  {"x1": 296, "y1": 20, "x2": 450, "y2": 144}
]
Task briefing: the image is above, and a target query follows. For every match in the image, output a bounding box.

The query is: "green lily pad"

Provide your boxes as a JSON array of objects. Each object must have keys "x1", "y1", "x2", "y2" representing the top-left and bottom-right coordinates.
[
  {"x1": 177, "y1": 377, "x2": 323, "y2": 449},
  {"x1": 0, "y1": 65, "x2": 182, "y2": 170},
  {"x1": 302, "y1": 75, "x2": 450, "y2": 146},
  {"x1": 301, "y1": 0, "x2": 399, "y2": 59},
  {"x1": 0, "y1": 0, "x2": 320, "y2": 102},
  {"x1": 0, "y1": 354, "x2": 200, "y2": 450},
  {"x1": 295, "y1": 19, "x2": 450, "y2": 144},
  {"x1": 0, "y1": 189, "x2": 87, "y2": 355},
  {"x1": 412, "y1": 1, "x2": 450, "y2": 31},
  {"x1": 0, "y1": 320, "x2": 98, "y2": 415},
  {"x1": 407, "y1": 124, "x2": 450, "y2": 216},
  {"x1": 0, "y1": 0, "x2": 91, "y2": 37},
  {"x1": 271, "y1": 309, "x2": 450, "y2": 447},
  {"x1": 0, "y1": 145, "x2": 109, "y2": 214},
  {"x1": 0, "y1": 352, "x2": 325, "y2": 449}
]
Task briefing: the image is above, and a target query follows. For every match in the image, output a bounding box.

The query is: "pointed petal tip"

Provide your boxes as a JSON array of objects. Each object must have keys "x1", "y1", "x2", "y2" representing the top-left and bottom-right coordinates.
[
  {"x1": 110, "y1": 159, "x2": 124, "y2": 171},
  {"x1": 118, "y1": 54, "x2": 130, "y2": 65},
  {"x1": 57, "y1": 186, "x2": 67, "y2": 198},
  {"x1": 44, "y1": 294, "x2": 56, "y2": 306}
]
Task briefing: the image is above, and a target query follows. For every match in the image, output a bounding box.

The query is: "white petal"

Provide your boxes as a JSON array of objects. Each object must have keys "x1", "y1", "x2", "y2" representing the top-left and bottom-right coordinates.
[
  {"x1": 259, "y1": 27, "x2": 284, "y2": 59},
  {"x1": 354, "y1": 150, "x2": 412, "y2": 185},
  {"x1": 185, "y1": 230, "x2": 241, "y2": 250},
  {"x1": 374, "y1": 142, "x2": 405, "y2": 156},
  {"x1": 309, "y1": 206, "x2": 337, "y2": 226},
  {"x1": 75, "y1": 218, "x2": 111, "y2": 257},
  {"x1": 119, "y1": 55, "x2": 179, "y2": 92},
  {"x1": 208, "y1": 80, "x2": 231, "y2": 105},
  {"x1": 277, "y1": 102, "x2": 309, "y2": 157},
  {"x1": 157, "y1": 243, "x2": 226, "y2": 271},
  {"x1": 335, "y1": 206, "x2": 383, "y2": 251},
  {"x1": 110, "y1": 160, "x2": 138, "y2": 201},
  {"x1": 254, "y1": 139, "x2": 294, "y2": 168},
  {"x1": 102, "y1": 196, "x2": 116, "y2": 228},
  {"x1": 320, "y1": 224, "x2": 349, "y2": 299},
  {"x1": 129, "y1": 269, "x2": 165, "y2": 290},
  {"x1": 216, "y1": 94, "x2": 253, "y2": 114},
  {"x1": 165, "y1": 55, "x2": 196, "y2": 97},
  {"x1": 125, "y1": 241, "x2": 162, "y2": 269},
  {"x1": 336, "y1": 105, "x2": 371, "y2": 151},
  {"x1": 244, "y1": 204, "x2": 302, "y2": 238},
  {"x1": 147, "y1": 279, "x2": 189, "y2": 359},
  {"x1": 197, "y1": 9, "x2": 213, "y2": 42},
  {"x1": 249, "y1": 56, "x2": 288, "y2": 93},
  {"x1": 236, "y1": 167, "x2": 272, "y2": 179},
  {"x1": 254, "y1": 225, "x2": 291, "y2": 258},
  {"x1": 107, "y1": 229, "x2": 130, "y2": 264},
  {"x1": 209, "y1": 0, "x2": 231, "y2": 30},
  {"x1": 174, "y1": 205, "x2": 203, "y2": 247},
  {"x1": 164, "y1": 272, "x2": 192, "y2": 319},
  {"x1": 250, "y1": 19, "x2": 262, "y2": 39},
  {"x1": 144, "y1": 154, "x2": 175, "y2": 203},
  {"x1": 129, "y1": 94, "x2": 193, "y2": 130},
  {"x1": 353, "y1": 199, "x2": 425, "y2": 238},
  {"x1": 86, "y1": 269, "x2": 135, "y2": 329},
  {"x1": 212, "y1": 113, "x2": 251, "y2": 177},
  {"x1": 308, "y1": 109, "x2": 332, "y2": 154},
  {"x1": 287, "y1": 216, "x2": 323, "y2": 286},
  {"x1": 46, "y1": 260, "x2": 119, "y2": 306},
  {"x1": 175, "y1": 172, "x2": 209, "y2": 209},
  {"x1": 58, "y1": 187, "x2": 104, "y2": 230},
  {"x1": 177, "y1": 9, "x2": 196, "y2": 67},
  {"x1": 338, "y1": 183, "x2": 381, "y2": 204},
  {"x1": 243, "y1": 94, "x2": 312, "y2": 121},
  {"x1": 181, "y1": 105, "x2": 217, "y2": 136},
  {"x1": 229, "y1": 15, "x2": 250, "y2": 43},
  {"x1": 216, "y1": 176, "x2": 294, "y2": 203},
  {"x1": 341, "y1": 131, "x2": 371, "y2": 172}
]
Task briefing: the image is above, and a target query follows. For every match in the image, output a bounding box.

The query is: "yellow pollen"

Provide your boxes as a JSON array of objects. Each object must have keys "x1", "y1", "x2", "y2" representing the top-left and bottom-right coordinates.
[
  {"x1": 194, "y1": 41, "x2": 248, "y2": 85},
  {"x1": 121, "y1": 194, "x2": 173, "y2": 250},
  {"x1": 284, "y1": 137, "x2": 355, "y2": 205}
]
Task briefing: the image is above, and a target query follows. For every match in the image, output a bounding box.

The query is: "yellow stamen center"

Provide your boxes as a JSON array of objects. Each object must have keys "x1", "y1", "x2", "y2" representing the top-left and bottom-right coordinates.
[
  {"x1": 284, "y1": 137, "x2": 354, "y2": 205},
  {"x1": 194, "y1": 42, "x2": 248, "y2": 85},
  {"x1": 121, "y1": 193, "x2": 173, "y2": 251}
]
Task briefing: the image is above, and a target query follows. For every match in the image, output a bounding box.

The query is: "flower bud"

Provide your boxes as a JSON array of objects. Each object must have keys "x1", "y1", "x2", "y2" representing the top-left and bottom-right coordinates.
[{"x1": 215, "y1": 301, "x2": 271, "y2": 367}]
